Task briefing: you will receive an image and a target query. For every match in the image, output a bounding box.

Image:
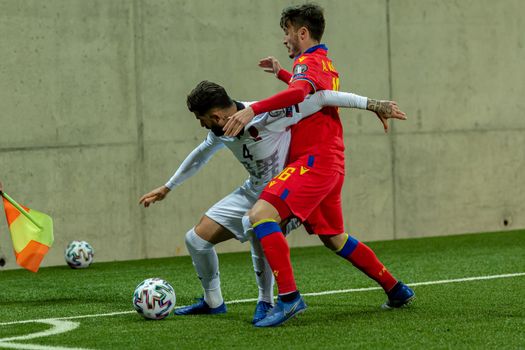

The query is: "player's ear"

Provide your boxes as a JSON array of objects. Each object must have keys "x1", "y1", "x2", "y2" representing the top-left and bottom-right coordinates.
[{"x1": 299, "y1": 26, "x2": 308, "y2": 39}]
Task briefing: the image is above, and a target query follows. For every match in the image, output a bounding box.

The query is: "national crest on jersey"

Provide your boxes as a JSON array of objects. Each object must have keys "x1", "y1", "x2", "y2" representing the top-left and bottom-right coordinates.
[{"x1": 293, "y1": 64, "x2": 308, "y2": 75}]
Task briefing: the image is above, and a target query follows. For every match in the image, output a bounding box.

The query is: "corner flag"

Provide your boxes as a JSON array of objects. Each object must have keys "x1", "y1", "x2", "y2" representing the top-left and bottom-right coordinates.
[{"x1": 1, "y1": 192, "x2": 54, "y2": 272}]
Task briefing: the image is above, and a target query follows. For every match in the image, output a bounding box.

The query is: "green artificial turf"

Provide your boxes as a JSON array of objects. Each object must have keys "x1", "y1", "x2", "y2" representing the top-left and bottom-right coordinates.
[{"x1": 0, "y1": 230, "x2": 523, "y2": 349}]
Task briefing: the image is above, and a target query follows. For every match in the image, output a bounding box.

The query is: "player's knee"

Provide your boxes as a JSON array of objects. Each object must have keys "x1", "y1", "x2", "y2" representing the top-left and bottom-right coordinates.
[
  {"x1": 248, "y1": 211, "x2": 263, "y2": 226},
  {"x1": 185, "y1": 227, "x2": 213, "y2": 252},
  {"x1": 184, "y1": 228, "x2": 197, "y2": 249},
  {"x1": 319, "y1": 233, "x2": 347, "y2": 251},
  {"x1": 248, "y1": 201, "x2": 280, "y2": 225}
]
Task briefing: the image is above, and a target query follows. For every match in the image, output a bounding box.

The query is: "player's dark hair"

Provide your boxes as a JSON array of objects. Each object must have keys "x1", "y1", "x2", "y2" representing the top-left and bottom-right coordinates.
[
  {"x1": 280, "y1": 3, "x2": 325, "y2": 41},
  {"x1": 187, "y1": 81, "x2": 234, "y2": 115}
]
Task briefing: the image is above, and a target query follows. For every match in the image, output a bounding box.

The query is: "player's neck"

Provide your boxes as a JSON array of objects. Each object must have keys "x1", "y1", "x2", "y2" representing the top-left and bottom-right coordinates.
[
  {"x1": 223, "y1": 104, "x2": 239, "y2": 120},
  {"x1": 300, "y1": 40, "x2": 321, "y2": 55}
]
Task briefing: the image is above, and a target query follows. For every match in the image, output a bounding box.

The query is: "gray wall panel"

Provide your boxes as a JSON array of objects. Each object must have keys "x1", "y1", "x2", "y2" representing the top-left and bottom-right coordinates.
[{"x1": 0, "y1": 0, "x2": 522, "y2": 269}]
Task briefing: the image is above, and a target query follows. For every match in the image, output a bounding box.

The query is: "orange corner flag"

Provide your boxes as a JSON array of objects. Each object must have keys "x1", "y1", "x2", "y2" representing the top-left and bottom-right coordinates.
[{"x1": 1, "y1": 192, "x2": 54, "y2": 272}]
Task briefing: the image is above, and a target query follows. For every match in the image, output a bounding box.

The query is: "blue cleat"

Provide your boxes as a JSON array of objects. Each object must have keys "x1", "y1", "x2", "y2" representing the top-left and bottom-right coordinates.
[
  {"x1": 252, "y1": 301, "x2": 273, "y2": 324},
  {"x1": 382, "y1": 281, "x2": 415, "y2": 309},
  {"x1": 254, "y1": 294, "x2": 307, "y2": 327},
  {"x1": 173, "y1": 297, "x2": 227, "y2": 315}
]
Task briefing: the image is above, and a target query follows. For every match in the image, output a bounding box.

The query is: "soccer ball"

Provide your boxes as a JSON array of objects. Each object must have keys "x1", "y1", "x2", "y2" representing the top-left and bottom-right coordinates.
[
  {"x1": 133, "y1": 278, "x2": 176, "y2": 320},
  {"x1": 64, "y1": 240, "x2": 94, "y2": 269}
]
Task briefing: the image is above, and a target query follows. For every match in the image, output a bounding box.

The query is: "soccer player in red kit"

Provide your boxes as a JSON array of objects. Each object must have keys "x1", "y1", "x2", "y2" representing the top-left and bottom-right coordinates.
[{"x1": 224, "y1": 3, "x2": 414, "y2": 327}]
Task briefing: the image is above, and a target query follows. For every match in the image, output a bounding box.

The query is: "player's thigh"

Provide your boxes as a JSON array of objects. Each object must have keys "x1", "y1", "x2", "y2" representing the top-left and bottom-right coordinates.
[
  {"x1": 248, "y1": 199, "x2": 281, "y2": 224},
  {"x1": 260, "y1": 162, "x2": 336, "y2": 222},
  {"x1": 194, "y1": 215, "x2": 235, "y2": 245},
  {"x1": 204, "y1": 186, "x2": 258, "y2": 243},
  {"x1": 304, "y1": 172, "x2": 345, "y2": 237}
]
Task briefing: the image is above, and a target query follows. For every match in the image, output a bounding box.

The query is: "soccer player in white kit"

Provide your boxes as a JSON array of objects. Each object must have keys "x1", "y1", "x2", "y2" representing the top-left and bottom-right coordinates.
[{"x1": 139, "y1": 80, "x2": 406, "y2": 323}]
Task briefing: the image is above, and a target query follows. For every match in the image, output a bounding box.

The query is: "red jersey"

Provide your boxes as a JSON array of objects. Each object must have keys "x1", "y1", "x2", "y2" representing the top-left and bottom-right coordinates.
[{"x1": 288, "y1": 45, "x2": 344, "y2": 174}]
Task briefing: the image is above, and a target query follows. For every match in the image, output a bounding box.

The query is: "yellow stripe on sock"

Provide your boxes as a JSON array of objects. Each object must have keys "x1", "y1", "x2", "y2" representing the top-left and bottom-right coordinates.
[
  {"x1": 252, "y1": 219, "x2": 278, "y2": 228},
  {"x1": 335, "y1": 233, "x2": 350, "y2": 253}
]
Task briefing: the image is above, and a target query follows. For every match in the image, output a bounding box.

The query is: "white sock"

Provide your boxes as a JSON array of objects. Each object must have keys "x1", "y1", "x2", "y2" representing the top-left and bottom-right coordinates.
[
  {"x1": 184, "y1": 228, "x2": 223, "y2": 308},
  {"x1": 248, "y1": 230, "x2": 274, "y2": 304},
  {"x1": 241, "y1": 215, "x2": 254, "y2": 240}
]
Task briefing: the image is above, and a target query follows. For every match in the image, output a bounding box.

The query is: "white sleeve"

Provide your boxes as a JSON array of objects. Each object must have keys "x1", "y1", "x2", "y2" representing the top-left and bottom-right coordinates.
[
  {"x1": 165, "y1": 132, "x2": 225, "y2": 190},
  {"x1": 298, "y1": 90, "x2": 368, "y2": 117},
  {"x1": 264, "y1": 90, "x2": 369, "y2": 131}
]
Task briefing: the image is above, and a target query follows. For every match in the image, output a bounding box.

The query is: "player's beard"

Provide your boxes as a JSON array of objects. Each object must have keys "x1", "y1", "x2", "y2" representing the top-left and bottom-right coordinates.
[
  {"x1": 287, "y1": 43, "x2": 300, "y2": 58},
  {"x1": 286, "y1": 35, "x2": 300, "y2": 58},
  {"x1": 211, "y1": 125, "x2": 225, "y2": 136}
]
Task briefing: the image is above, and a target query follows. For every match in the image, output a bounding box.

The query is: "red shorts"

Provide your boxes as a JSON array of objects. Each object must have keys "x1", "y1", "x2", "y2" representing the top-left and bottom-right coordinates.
[{"x1": 259, "y1": 155, "x2": 345, "y2": 235}]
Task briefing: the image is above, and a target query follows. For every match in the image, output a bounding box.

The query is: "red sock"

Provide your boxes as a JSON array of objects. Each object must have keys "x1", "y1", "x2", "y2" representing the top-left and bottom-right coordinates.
[
  {"x1": 337, "y1": 235, "x2": 398, "y2": 292},
  {"x1": 254, "y1": 221, "x2": 297, "y2": 294},
  {"x1": 349, "y1": 242, "x2": 398, "y2": 292}
]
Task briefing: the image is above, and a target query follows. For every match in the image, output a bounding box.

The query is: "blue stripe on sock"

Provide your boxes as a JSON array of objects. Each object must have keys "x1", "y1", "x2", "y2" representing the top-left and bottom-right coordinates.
[
  {"x1": 253, "y1": 221, "x2": 282, "y2": 240},
  {"x1": 337, "y1": 235, "x2": 359, "y2": 257},
  {"x1": 307, "y1": 155, "x2": 315, "y2": 167},
  {"x1": 280, "y1": 189, "x2": 290, "y2": 200}
]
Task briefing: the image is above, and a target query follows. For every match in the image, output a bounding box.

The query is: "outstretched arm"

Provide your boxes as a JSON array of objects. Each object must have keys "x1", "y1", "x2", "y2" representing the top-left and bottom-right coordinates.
[
  {"x1": 139, "y1": 133, "x2": 225, "y2": 207},
  {"x1": 265, "y1": 90, "x2": 406, "y2": 132},
  {"x1": 298, "y1": 90, "x2": 368, "y2": 116},
  {"x1": 301, "y1": 91, "x2": 406, "y2": 132},
  {"x1": 223, "y1": 80, "x2": 312, "y2": 136},
  {"x1": 165, "y1": 133, "x2": 225, "y2": 190}
]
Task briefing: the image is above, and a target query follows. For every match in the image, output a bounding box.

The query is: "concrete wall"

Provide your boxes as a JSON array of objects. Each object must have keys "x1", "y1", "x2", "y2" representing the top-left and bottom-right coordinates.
[{"x1": 0, "y1": 0, "x2": 523, "y2": 269}]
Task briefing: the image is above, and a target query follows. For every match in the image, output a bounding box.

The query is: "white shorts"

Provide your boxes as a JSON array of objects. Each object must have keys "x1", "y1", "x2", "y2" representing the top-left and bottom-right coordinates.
[{"x1": 205, "y1": 182, "x2": 259, "y2": 243}]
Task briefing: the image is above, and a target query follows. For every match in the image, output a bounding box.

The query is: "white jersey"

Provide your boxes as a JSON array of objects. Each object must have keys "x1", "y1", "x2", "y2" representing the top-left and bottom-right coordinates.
[
  {"x1": 166, "y1": 103, "x2": 292, "y2": 195},
  {"x1": 165, "y1": 90, "x2": 368, "y2": 195},
  {"x1": 211, "y1": 102, "x2": 297, "y2": 192}
]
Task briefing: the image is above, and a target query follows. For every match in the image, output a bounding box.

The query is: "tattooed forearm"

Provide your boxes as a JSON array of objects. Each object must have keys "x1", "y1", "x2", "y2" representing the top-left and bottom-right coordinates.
[{"x1": 367, "y1": 99, "x2": 393, "y2": 117}]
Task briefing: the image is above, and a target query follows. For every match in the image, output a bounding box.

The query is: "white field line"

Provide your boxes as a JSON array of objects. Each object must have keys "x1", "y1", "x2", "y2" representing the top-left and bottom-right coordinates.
[
  {"x1": 0, "y1": 320, "x2": 89, "y2": 350},
  {"x1": 0, "y1": 320, "x2": 79, "y2": 342},
  {"x1": 301, "y1": 272, "x2": 525, "y2": 297},
  {"x1": 225, "y1": 272, "x2": 525, "y2": 301},
  {"x1": 0, "y1": 312, "x2": 134, "y2": 327},
  {"x1": 0, "y1": 271, "x2": 523, "y2": 327}
]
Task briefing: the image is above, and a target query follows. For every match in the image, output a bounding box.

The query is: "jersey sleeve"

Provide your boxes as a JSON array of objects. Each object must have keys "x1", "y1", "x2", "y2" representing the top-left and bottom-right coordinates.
[
  {"x1": 264, "y1": 90, "x2": 369, "y2": 131},
  {"x1": 261, "y1": 106, "x2": 299, "y2": 132},
  {"x1": 277, "y1": 69, "x2": 292, "y2": 84},
  {"x1": 300, "y1": 90, "x2": 368, "y2": 115},
  {"x1": 250, "y1": 80, "x2": 311, "y2": 115},
  {"x1": 165, "y1": 132, "x2": 225, "y2": 189}
]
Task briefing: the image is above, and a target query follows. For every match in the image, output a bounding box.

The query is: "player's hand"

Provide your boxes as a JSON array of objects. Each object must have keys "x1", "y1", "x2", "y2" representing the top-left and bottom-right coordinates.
[
  {"x1": 139, "y1": 186, "x2": 171, "y2": 208},
  {"x1": 258, "y1": 56, "x2": 283, "y2": 75},
  {"x1": 223, "y1": 107, "x2": 255, "y2": 137},
  {"x1": 366, "y1": 99, "x2": 407, "y2": 133}
]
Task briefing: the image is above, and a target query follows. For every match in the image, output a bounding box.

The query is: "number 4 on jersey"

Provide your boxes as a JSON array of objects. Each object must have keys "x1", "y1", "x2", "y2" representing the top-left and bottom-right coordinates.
[{"x1": 242, "y1": 144, "x2": 253, "y2": 160}]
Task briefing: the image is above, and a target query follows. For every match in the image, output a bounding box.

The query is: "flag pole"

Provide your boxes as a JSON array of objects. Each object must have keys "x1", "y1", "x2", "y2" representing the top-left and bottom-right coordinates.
[{"x1": 0, "y1": 191, "x2": 42, "y2": 229}]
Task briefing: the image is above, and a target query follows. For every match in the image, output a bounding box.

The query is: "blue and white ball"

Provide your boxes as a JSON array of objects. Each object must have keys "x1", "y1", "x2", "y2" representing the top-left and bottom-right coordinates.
[
  {"x1": 133, "y1": 278, "x2": 176, "y2": 320},
  {"x1": 64, "y1": 240, "x2": 94, "y2": 269}
]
